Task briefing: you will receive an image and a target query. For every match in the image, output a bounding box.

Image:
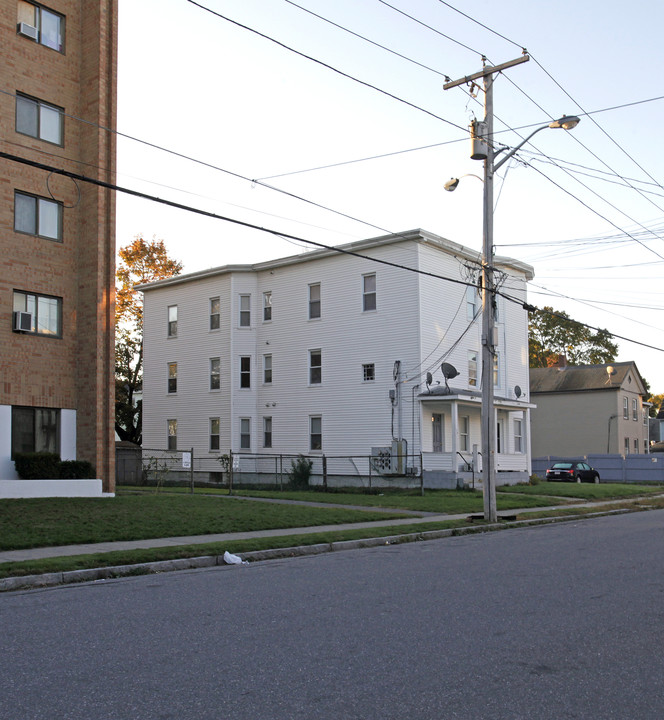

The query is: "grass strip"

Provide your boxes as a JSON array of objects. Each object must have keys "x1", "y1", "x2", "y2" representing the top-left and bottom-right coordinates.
[
  {"x1": 0, "y1": 519, "x2": 473, "y2": 580},
  {"x1": 0, "y1": 494, "x2": 408, "y2": 551},
  {"x1": 497, "y1": 482, "x2": 664, "y2": 500}
]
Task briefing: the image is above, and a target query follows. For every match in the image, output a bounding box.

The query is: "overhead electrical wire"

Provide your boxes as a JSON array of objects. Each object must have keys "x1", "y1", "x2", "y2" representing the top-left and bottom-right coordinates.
[{"x1": 4, "y1": 146, "x2": 660, "y2": 354}]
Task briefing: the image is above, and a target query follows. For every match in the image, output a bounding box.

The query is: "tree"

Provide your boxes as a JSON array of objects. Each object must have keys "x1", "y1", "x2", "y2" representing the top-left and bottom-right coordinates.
[
  {"x1": 647, "y1": 392, "x2": 664, "y2": 418},
  {"x1": 115, "y1": 236, "x2": 183, "y2": 444},
  {"x1": 528, "y1": 306, "x2": 618, "y2": 368}
]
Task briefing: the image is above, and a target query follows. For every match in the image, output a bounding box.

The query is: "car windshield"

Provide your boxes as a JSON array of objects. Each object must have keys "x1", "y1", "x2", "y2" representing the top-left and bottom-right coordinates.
[{"x1": 551, "y1": 463, "x2": 573, "y2": 469}]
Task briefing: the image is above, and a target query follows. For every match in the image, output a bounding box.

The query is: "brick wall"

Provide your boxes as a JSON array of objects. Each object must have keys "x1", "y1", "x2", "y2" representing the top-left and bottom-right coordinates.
[{"x1": 0, "y1": 1, "x2": 117, "y2": 490}]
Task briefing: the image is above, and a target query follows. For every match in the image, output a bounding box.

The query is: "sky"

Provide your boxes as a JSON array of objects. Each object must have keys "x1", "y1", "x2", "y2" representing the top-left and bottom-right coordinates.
[{"x1": 116, "y1": 0, "x2": 664, "y2": 391}]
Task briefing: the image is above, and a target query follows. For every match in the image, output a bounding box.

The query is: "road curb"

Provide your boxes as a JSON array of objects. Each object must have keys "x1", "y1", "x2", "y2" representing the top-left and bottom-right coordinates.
[{"x1": 0, "y1": 507, "x2": 632, "y2": 592}]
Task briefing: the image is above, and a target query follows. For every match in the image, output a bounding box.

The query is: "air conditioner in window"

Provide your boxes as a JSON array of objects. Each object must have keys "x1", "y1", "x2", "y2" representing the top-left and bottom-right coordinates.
[
  {"x1": 17, "y1": 22, "x2": 39, "y2": 41},
  {"x1": 13, "y1": 311, "x2": 33, "y2": 332}
]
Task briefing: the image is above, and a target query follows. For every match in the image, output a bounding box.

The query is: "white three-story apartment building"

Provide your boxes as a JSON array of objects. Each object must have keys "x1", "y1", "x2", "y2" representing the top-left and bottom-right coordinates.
[{"x1": 140, "y1": 229, "x2": 535, "y2": 487}]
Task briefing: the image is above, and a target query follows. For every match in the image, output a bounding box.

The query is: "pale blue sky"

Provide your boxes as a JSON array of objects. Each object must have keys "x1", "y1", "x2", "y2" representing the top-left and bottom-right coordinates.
[{"x1": 116, "y1": 0, "x2": 664, "y2": 389}]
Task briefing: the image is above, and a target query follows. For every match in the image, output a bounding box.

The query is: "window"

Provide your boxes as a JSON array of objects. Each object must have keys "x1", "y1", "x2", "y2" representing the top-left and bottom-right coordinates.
[
  {"x1": 239, "y1": 294, "x2": 250, "y2": 327},
  {"x1": 468, "y1": 351, "x2": 478, "y2": 387},
  {"x1": 16, "y1": 93, "x2": 63, "y2": 145},
  {"x1": 624, "y1": 437, "x2": 629, "y2": 455},
  {"x1": 309, "y1": 283, "x2": 321, "y2": 319},
  {"x1": 263, "y1": 291, "x2": 272, "y2": 322},
  {"x1": 466, "y1": 285, "x2": 479, "y2": 321},
  {"x1": 240, "y1": 356, "x2": 251, "y2": 388},
  {"x1": 240, "y1": 418, "x2": 251, "y2": 450},
  {"x1": 514, "y1": 419, "x2": 523, "y2": 453},
  {"x1": 167, "y1": 363, "x2": 177, "y2": 393},
  {"x1": 634, "y1": 439, "x2": 639, "y2": 454},
  {"x1": 362, "y1": 363, "x2": 375, "y2": 382},
  {"x1": 168, "y1": 305, "x2": 177, "y2": 337},
  {"x1": 167, "y1": 419, "x2": 177, "y2": 450},
  {"x1": 263, "y1": 354, "x2": 272, "y2": 384},
  {"x1": 263, "y1": 417, "x2": 272, "y2": 448},
  {"x1": 363, "y1": 274, "x2": 376, "y2": 312},
  {"x1": 209, "y1": 297, "x2": 220, "y2": 330},
  {"x1": 14, "y1": 191, "x2": 62, "y2": 240},
  {"x1": 623, "y1": 397, "x2": 629, "y2": 420},
  {"x1": 210, "y1": 357, "x2": 220, "y2": 390},
  {"x1": 309, "y1": 350, "x2": 322, "y2": 385},
  {"x1": 11, "y1": 406, "x2": 59, "y2": 457},
  {"x1": 493, "y1": 353, "x2": 500, "y2": 387},
  {"x1": 17, "y1": 1, "x2": 65, "y2": 52},
  {"x1": 13, "y1": 290, "x2": 61, "y2": 336},
  {"x1": 632, "y1": 398, "x2": 638, "y2": 421},
  {"x1": 460, "y1": 416, "x2": 470, "y2": 452},
  {"x1": 210, "y1": 417, "x2": 220, "y2": 451},
  {"x1": 310, "y1": 416, "x2": 322, "y2": 451}
]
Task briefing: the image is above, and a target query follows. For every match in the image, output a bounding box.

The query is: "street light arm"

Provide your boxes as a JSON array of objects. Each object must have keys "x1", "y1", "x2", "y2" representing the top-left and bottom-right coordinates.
[
  {"x1": 493, "y1": 125, "x2": 548, "y2": 172},
  {"x1": 493, "y1": 115, "x2": 580, "y2": 172}
]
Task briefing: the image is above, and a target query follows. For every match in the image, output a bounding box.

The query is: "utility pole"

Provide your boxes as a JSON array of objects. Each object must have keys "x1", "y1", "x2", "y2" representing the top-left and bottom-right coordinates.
[
  {"x1": 444, "y1": 56, "x2": 579, "y2": 523},
  {"x1": 444, "y1": 55, "x2": 530, "y2": 523}
]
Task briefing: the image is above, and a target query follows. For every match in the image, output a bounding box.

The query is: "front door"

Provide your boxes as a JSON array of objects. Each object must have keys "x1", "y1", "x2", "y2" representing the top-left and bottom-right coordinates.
[{"x1": 433, "y1": 413, "x2": 443, "y2": 453}]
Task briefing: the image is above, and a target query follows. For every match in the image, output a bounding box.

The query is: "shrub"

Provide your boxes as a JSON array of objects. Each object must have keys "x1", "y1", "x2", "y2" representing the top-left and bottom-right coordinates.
[
  {"x1": 59, "y1": 460, "x2": 96, "y2": 479},
  {"x1": 13, "y1": 452, "x2": 61, "y2": 479},
  {"x1": 289, "y1": 454, "x2": 313, "y2": 489}
]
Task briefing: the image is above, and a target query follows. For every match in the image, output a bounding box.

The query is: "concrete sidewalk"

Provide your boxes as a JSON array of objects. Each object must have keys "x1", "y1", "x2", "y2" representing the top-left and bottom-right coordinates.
[{"x1": 0, "y1": 496, "x2": 588, "y2": 565}]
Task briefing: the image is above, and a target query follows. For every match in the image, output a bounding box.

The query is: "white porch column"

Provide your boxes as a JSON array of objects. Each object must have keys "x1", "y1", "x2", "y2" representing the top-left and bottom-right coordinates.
[
  {"x1": 525, "y1": 406, "x2": 532, "y2": 475},
  {"x1": 450, "y1": 401, "x2": 459, "y2": 469}
]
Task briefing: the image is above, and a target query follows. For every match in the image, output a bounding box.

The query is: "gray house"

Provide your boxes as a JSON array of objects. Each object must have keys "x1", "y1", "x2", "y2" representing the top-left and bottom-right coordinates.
[{"x1": 530, "y1": 361, "x2": 649, "y2": 457}]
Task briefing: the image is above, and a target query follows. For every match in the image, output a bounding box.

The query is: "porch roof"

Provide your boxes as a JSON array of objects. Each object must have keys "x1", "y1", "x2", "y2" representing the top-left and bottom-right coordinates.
[{"x1": 418, "y1": 385, "x2": 535, "y2": 410}]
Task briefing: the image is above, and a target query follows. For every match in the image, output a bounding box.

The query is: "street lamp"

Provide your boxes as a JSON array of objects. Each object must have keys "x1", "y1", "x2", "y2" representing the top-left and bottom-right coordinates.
[{"x1": 444, "y1": 59, "x2": 580, "y2": 523}]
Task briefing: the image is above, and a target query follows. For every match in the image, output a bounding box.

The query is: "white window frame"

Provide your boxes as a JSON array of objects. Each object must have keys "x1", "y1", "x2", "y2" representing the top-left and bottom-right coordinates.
[
  {"x1": 514, "y1": 419, "x2": 523, "y2": 454},
  {"x1": 263, "y1": 291, "x2": 272, "y2": 322},
  {"x1": 263, "y1": 354, "x2": 272, "y2": 384},
  {"x1": 308, "y1": 283, "x2": 321, "y2": 320},
  {"x1": 167, "y1": 419, "x2": 177, "y2": 450},
  {"x1": 210, "y1": 357, "x2": 220, "y2": 391},
  {"x1": 632, "y1": 398, "x2": 638, "y2": 421},
  {"x1": 167, "y1": 362, "x2": 177, "y2": 394},
  {"x1": 310, "y1": 416, "x2": 322, "y2": 451},
  {"x1": 466, "y1": 285, "x2": 479, "y2": 321},
  {"x1": 468, "y1": 351, "x2": 478, "y2": 387},
  {"x1": 362, "y1": 273, "x2": 376, "y2": 312},
  {"x1": 309, "y1": 349, "x2": 322, "y2": 385},
  {"x1": 263, "y1": 416, "x2": 272, "y2": 448},
  {"x1": 460, "y1": 416, "x2": 470, "y2": 452},
  {"x1": 16, "y1": 93, "x2": 63, "y2": 145},
  {"x1": 209, "y1": 297, "x2": 220, "y2": 330},
  {"x1": 623, "y1": 396, "x2": 629, "y2": 420},
  {"x1": 240, "y1": 418, "x2": 251, "y2": 450},
  {"x1": 240, "y1": 356, "x2": 251, "y2": 389},
  {"x1": 239, "y1": 294, "x2": 251, "y2": 328},
  {"x1": 210, "y1": 417, "x2": 220, "y2": 451},
  {"x1": 167, "y1": 305, "x2": 177, "y2": 337}
]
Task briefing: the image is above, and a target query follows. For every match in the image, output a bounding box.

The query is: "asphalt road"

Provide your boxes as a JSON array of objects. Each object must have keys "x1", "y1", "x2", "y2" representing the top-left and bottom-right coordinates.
[{"x1": 2, "y1": 510, "x2": 664, "y2": 720}]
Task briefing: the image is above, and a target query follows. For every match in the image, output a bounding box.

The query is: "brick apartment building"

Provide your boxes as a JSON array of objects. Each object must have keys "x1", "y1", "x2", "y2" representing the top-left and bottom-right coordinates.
[{"x1": 0, "y1": 0, "x2": 117, "y2": 492}]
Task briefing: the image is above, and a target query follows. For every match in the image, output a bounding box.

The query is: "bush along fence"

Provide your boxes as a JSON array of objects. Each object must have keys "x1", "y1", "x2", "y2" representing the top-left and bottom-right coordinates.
[
  {"x1": 118, "y1": 448, "x2": 424, "y2": 493},
  {"x1": 532, "y1": 454, "x2": 664, "y2": 484}
]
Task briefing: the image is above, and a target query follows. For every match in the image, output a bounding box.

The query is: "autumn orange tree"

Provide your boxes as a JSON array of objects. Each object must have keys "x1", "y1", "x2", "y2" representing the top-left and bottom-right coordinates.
[{"x1": 115, "y1": 236, "x2": 182, "y2": 444}]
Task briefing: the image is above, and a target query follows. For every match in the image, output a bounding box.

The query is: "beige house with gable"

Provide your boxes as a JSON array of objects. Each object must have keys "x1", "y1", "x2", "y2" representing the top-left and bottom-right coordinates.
[{"x1": 530, "y1": 361, "x2": 649, "y2": 458}]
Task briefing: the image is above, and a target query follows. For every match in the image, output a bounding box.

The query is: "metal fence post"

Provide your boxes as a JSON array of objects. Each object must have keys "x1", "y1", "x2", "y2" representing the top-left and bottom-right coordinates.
[
  {"x1": 190, "y1": 447, "x2": 195, "y2": 494},
  {"x1": 229, "y1": 450, "x2": 234, "y2": 495},
  {"x1": 279, "y1": 454, "x2": 283, "y2": 491},
  {"x1": 420, "y1": 452, "x2": 424, "y2": 496},
  {"x1": 323, "y1": 454, "x2": 327, "y2": 491}
]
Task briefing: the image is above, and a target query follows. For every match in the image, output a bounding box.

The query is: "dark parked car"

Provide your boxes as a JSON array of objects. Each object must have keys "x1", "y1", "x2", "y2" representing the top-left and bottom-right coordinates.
[{"x1": 546, "y1": 461, "x2": 600, "y2": 483}]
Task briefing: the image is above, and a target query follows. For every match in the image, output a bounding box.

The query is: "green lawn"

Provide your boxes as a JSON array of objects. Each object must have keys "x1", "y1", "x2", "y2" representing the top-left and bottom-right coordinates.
[
  {"x1": 0, "y1": 494, "x2": 409, "y2": 552},
  {"x1": 230, "y1": 488, "x2": 566, "y2": 513},
  {"x1": 497, "y1": 482, "x2": 664, "y2": 500}
]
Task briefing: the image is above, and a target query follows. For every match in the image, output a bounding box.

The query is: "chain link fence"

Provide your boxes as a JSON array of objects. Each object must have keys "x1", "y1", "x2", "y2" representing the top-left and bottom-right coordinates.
[{"x1": 116, "y1": 447, "x2": 423, "y2": 493}]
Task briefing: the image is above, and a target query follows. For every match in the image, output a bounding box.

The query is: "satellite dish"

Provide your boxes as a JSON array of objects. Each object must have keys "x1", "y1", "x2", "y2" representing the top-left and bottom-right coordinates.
[
  {"x1": 514, "y1": 385, "x2": 522, "y2": 398},
  {"x1": 440, "y1": 363, "x2": 458, "y2": 392},
  {"x1": 426, "y1": 371, "x2": 433, "y2": 391},
  {"x1": 441, "y1": 363, "x2": 459, "y2": 379}
]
